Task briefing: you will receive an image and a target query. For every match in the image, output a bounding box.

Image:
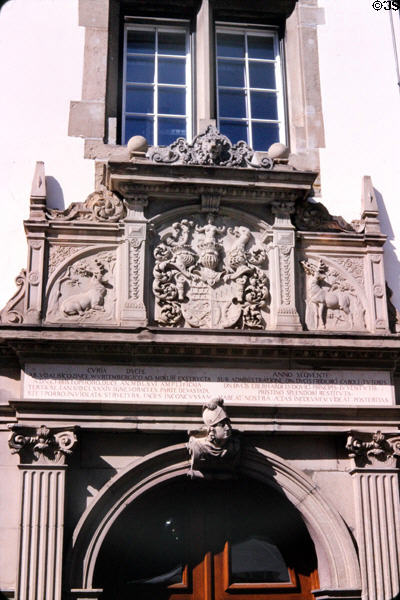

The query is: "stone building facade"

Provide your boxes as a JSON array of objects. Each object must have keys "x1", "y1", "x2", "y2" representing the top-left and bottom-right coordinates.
[{"x1": 1, "y1": 1, "x2": 400, "y2": 600}]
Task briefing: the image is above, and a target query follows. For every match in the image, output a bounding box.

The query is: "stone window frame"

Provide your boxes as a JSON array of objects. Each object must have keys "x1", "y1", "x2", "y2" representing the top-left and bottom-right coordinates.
[{"x1": 69, "y1": 0, "x2": 325, "y2": 173}]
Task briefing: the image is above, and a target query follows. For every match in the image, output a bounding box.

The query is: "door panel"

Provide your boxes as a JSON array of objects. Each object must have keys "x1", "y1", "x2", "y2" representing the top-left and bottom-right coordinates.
[{"x1": 94, "y1": 478, "x2": 318, "y2": 600}]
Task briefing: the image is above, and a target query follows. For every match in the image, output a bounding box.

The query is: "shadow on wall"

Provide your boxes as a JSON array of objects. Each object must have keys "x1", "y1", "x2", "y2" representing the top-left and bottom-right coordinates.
[
  {"x1": 46, "y1": 176, "x2": 65, "y2": 210},
  {"x1": 374, "y1": 187, "x2": 400, "y2": 312}
]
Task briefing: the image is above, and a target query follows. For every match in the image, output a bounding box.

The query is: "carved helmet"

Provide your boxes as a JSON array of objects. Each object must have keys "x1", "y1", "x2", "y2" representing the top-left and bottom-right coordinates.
[{"x1": 202, "y1": 397, "x2": 229, "y2": 428}]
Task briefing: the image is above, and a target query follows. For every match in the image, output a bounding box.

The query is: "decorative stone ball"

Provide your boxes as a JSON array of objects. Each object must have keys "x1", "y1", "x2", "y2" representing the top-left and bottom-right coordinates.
[
  {"x1": 127, "y1": 135, "x2": 148, "y2": 154},
  {"x1": 267, "y1": 142, "x2": 289, "y2": 159}
]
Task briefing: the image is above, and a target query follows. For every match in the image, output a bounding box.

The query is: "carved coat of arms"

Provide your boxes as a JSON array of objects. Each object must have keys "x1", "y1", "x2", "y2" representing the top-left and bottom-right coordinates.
[{"x1": 153, "y1": 215, "x2": 269, "y2": 329}]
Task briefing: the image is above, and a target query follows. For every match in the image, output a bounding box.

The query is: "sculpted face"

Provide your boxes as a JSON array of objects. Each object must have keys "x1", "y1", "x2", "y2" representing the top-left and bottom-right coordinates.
[{"x1": 210, "y1": 418, "x2": 232, "y2": 446}]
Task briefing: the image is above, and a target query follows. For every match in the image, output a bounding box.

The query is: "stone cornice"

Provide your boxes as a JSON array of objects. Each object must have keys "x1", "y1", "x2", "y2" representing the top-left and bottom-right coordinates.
[{"x1": 1, "y1": 328, "x2": 400, "y2": 368}]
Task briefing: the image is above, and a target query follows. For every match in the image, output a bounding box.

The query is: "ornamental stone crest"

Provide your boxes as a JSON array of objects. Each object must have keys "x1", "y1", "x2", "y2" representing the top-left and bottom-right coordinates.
[
  {"x1": 146, "y1": 125, "x2": 273, "y2": 169},
  {"x1": 187, "y1": 398, "x2": 240, "y2": 479},
  {"x1": 153, "y1": 215, "x2": 269, "y2": 329}
]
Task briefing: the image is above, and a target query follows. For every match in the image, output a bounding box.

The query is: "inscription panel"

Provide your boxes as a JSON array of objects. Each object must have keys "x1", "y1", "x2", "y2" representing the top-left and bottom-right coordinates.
[{"x1": 23, "y1": 365, "x2": 395, "y2": 406}]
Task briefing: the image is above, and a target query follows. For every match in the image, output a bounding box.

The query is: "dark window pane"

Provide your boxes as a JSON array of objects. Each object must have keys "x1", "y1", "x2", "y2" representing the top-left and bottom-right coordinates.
[
  {"x1": 249, "y1": 61, "x2": 276, "y2": 89},
  {"x1": 220, "y1": 120, "x2": 248, "y2": 144},
  {"x1": 218, "y1": 89, "x2": 246, "y2": 118},
  {"x1": 126, "y1": 85, "x2": 154, "y2": 113},
  {"x1": 126, "y1": 56, "x2": 155, "y2": 83},
  {"x1": 252, "y1": 122, "x2": 280, "y2": 150},
  {"x1": 250, "y1": 91, "x2": 278, "y2": 120},
  {"x1": 231, "y1": 537, "x2": 290, "y2": 583},
  {"x1": 124, "y1": 116, "x2": 153, "y2": 144},
  {"x1": 127, "y1": 29, "x2": 155, "y2": 54},
  {"x1": 158, "y1": 58, "x2": 186, "y2": 85},
  {"x1": 158, "y1": 118, "x2": 186, "y2": 145},
  {"x1": 158, "y1": 31, "x2": 186, "y2": 56},
  {"x1": 216, "y1": 32, "x2": 245, "y2": 58},
  {"x1": 217, "y1": 60, "x2": 245, "y2": 87},
  {"x1": 247, "y1": 35, "x2": 275, "y2": 60},
  {"x1": 158, "y1": 87, "x2": 186, "y2": 115}
]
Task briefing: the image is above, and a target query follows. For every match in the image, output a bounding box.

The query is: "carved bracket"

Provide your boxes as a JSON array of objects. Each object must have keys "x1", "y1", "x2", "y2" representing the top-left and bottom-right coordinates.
[
  {"x1": 346, "y1": 430, "x2": 400, "y2": 467},
  {"x1": 8, "y1": 424, "x2": 78, "y2": 465}
]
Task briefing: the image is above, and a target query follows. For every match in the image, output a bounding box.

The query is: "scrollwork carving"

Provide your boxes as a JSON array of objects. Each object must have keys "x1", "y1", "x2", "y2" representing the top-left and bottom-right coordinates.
[
  {"x1": 47, "y1": 188, "x2": 126, "y2": 223},
  {"x1": 147, "y1": 125, "x2": 274, "y2": 169},
  {"x1": 48, "y1": 245, "x2": 87, "y2": 275},
  {"x1": 301, "y1": 258, "x2": 366, "y2": 331},
  {"x1": 294, "y1": 199, "x2": 356, "y2": 232},
  {"x1": 0, "y1": 269, "x2": 27, "y2": 324},
  {"x1": 8, "y1": 424, "x2": 77, "y2": 464},
  {"x1": 153, "y1": 215, "x2": 270, "y2": 329}
]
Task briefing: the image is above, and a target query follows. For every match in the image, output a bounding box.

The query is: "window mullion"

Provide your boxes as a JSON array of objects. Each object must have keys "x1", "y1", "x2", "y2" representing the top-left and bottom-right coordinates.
[
  {"x1": 244, "y1": 32, "x2": 252, "y2": 148},
  {"x1": 154, "y1": 27, "x2": 159, "y2": 145}
]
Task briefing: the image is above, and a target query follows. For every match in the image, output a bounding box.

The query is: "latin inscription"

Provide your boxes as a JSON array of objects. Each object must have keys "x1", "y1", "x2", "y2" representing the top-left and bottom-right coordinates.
[{"x1": 22, "y1": 365, "x2": 394, "y2": 406}]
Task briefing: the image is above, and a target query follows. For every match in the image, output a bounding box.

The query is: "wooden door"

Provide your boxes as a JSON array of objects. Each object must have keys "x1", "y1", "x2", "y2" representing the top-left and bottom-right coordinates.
[{"x1": 95, "y1": 478, "x2": 318, "y2": 600}]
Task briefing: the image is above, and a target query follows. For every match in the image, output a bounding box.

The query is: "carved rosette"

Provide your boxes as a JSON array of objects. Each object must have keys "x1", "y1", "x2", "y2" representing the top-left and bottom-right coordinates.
[
  {"x1": 153, "y1": 215, "x2": 269, "y2": 329},
  {"x1": 8, "y1": 424, "x2": 78, "y2": 465},
  {"x1": 346, "y1": 431, "x2": 400, "y2": 468},
  {"x1": 147, "y1": 125, "x2": 273, "y2": 169},
  {"x1": 301, "y1": 258, "x2": 366, "y2": 331},
  {"x1": 46, "y1": 250, "x2": 117, "y2": 323}
]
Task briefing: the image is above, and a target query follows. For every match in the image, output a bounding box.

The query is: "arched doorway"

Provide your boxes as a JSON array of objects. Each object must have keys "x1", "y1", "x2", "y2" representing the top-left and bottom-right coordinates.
[
  {"x1": 93, "y1": 477, "x2": 318, "y2": 599},
  {"x1": 68, "y1": 444, "x2": 361, "y2": 598}
]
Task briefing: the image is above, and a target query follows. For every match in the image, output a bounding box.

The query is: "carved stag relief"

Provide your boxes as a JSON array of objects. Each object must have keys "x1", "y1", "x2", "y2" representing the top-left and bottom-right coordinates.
[
  {"x1": 153, "y1": 215, "x2": 270, "y2": 329},
  {"x1": 46, "y1": 251, "x2": 116, "y2": 323},
  {"x1": 301, "y1": 258, "x2": 366, "y2": 331}
]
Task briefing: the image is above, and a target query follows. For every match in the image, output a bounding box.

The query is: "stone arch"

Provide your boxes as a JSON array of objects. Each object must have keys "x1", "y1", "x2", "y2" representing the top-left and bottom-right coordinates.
[{"x1": 67, "y1": 443, "x2": 361, "y2": 595}]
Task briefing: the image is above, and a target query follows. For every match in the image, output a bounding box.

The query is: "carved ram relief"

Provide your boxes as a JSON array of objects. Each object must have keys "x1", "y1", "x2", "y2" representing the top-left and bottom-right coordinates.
[
  {"x1": 301, "y1": 258, "x2": 366, "y2": 331},
  {"x1": 46, "y1": 250, "x2": 117, "y2": 324},
  {"x1": 153, "y1": 214, "x2": 270, "y2": 329}
]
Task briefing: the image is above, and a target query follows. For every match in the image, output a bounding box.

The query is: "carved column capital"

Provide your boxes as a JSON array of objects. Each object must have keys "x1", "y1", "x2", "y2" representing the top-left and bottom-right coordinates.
[
  {"x1": 8, "y1": 424, "x2": 78, "y2": 465},
  {"x1": 271, "y1": 199, "x2": 296, "y2": 222},
  {"x1": 346, "y1": 430, "x2": 400, "y2": 469}
]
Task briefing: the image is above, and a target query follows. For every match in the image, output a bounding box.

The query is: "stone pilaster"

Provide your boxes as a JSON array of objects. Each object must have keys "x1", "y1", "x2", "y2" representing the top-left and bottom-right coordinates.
[
  {"x1": 270, "y1": 200, "x2": 302, "y2": 330},
  {"x1": 361, "y1": 177, "x2": 389, "y2": 333},
  {"x1": 120, "y1": 194, "x2": 148, "y2": 326},
  {"x1": 8, "y1": 425, "x2": 78, "y2": 600},
  {"x1": 346, "y1": 431, "x2": 400, "y2": 600}
]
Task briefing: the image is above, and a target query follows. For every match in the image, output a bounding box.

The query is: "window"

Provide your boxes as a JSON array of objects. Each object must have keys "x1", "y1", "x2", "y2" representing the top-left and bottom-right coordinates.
[
  {"x1": 122, "y1": 22, "x2": 192, "y2": 145},
  {"x1": 121, "y1": 16, "x2": 286, "y2": 150},
  {"x1": 216, "y1": 26, "x2": 286, "y2": 150}
]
